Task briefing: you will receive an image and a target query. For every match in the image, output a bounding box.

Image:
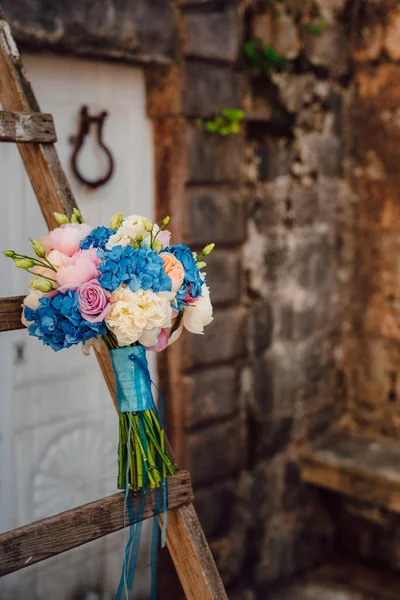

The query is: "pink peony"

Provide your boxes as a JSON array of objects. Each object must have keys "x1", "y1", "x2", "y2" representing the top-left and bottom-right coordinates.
[
  {"x1": 56, "y1": 250, "x2": 99, "y2": 287},
  {"x1": 78, "y1": 279, "x2": 111, "y2": 323},
  {"x1": 147, "y1": 328, "x2": 169, "y2": 352},
  {"x1": 41, "y1": 223, "x2": 93, "y2": 257}
]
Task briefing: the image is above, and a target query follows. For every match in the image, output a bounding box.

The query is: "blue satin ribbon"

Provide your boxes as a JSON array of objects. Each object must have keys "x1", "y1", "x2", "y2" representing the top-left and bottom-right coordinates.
[{"x1": 110, "y1": 345, "x2": 168, "y2": 600}]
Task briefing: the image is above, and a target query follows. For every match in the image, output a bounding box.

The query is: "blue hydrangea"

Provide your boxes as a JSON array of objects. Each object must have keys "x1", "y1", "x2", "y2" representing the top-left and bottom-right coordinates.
[
  {"x1": 24, "y1": 290, "x2": 106, "y2": 351},
  {"x1": 97, "y1": 245, "x2": 172, "y2": 293},
  {"x1": 80, "y1": 226, "x2": 113, "y2": 250},
  {"x1": 165, "y1": 244, "x2": 203, "y2": 309}
]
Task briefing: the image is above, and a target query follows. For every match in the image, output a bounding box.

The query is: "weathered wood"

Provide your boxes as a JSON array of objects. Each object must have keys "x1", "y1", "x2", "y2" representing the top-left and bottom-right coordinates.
[
  {"x1": 0, "y1": 295, "x2": 24, "y2": 332},
  {"x1": 0, "y1": 110, "x2": 56, "y2": 142},
  {"x1": 0, "y1": 18, "x2": 77, "y2": 228},
  {"x1": 0, "y1": 470, "x2": 193, "y2": 577},
  {"x1": 301, "y1": 432, "x2": 400, "y2": 513},
  {"x1": 164, "y1": 504, "x2": 228, "y2": 600}
]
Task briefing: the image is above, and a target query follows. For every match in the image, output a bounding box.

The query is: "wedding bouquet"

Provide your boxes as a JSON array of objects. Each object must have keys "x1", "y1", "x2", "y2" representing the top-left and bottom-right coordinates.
[{"x1": 4, "y1": 210, "x2": 214, "y2": 493}]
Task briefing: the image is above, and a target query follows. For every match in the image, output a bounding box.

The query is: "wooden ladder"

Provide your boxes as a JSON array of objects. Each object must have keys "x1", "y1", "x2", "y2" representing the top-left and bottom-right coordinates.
[{"x1": 0, "y1": 12, "x2": 228, "y2": 600}]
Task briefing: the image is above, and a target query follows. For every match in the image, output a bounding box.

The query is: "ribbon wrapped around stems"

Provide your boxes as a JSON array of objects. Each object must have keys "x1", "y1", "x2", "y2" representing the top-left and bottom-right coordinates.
[{"x1": 110, "y1": 345, "x2": 175, "y2": 600}]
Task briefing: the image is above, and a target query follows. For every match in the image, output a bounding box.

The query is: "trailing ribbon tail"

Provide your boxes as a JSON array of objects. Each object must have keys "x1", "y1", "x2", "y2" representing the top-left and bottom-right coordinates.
[{"x1": 110, "y1": 345, "x2": 172, "y2": 600}]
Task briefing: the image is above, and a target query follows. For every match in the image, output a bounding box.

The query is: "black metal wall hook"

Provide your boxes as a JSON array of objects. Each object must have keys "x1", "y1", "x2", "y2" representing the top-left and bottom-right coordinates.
[{"x1": 70, "y1": 105, "x2": 114, "y2": 189}]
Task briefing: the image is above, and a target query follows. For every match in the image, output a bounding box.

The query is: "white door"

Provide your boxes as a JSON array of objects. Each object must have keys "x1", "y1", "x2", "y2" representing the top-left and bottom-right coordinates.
[{"x1": 0, "y1": 53, "x2": 154, "y2": 599}]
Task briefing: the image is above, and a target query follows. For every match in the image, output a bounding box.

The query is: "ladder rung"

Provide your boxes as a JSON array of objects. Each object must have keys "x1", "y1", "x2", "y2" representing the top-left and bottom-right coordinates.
[
  {"x1": 0, "y1": 470, "x2": 193, "y2": 576},
  {"x1": 0, "y1": 111, "x2": 57, "y2": 143},
  {"x1": 0, "y1": 295, "x2": 25, "y2": 332}
]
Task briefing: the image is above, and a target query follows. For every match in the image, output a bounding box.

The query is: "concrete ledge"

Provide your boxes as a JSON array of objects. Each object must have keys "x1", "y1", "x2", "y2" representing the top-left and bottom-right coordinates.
[{"x1": 300, "y1": 432, "x2": 400, "y2": 514}]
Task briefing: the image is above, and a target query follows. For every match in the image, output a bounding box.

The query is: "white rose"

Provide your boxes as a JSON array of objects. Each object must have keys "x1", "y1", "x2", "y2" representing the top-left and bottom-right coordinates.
[
  {"x1": 182, "y1": 280, "x2": 213, "y2": 334},
  {"x1": 21, "y1": 289, "x2": 43, "y2": 327},
  {"x1": 106, "y1": 214, "x2": 151, "y2": 249},
  {"x1": 105, "y1": 286, "x2": 174, "y2": 346}
]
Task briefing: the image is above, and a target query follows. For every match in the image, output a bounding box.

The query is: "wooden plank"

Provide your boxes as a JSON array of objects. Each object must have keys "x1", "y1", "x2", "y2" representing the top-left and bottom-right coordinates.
[
  {"x1": 164, "y1": 504, "x2": 228, "y2": 600},
  {"x1": 0, "y1": 295, "x2": 24, "y2": 332},
  {"x1": 0, "y1": 470, "x2": 193, "y2": 577},
  {"x1": 0, "y1": 17, "x2": 77, "y2": 228},
  {"x1": 0, "y1": 110, "x2": 56, "y2": 143},
  {"x1": 300, "y1": 433, "x2": 400, "y2": 513}
]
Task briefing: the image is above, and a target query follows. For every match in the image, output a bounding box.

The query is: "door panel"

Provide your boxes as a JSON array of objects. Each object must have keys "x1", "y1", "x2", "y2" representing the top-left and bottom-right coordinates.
[{"x1": 0, "y1": 53, "x2": 154, "y2": 599}]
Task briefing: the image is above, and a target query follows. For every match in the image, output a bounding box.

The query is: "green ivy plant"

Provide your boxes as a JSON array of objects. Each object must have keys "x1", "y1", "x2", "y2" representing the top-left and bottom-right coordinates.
[
  {"x1": 302, "y1": 17, "x2": 328, "y2": 37},
  {"x1": 196, "y1": 109, "x2": 244, "y2": 136},
  {"x1": 242, "y1": 39, "x2": 289, "y2": 78}
]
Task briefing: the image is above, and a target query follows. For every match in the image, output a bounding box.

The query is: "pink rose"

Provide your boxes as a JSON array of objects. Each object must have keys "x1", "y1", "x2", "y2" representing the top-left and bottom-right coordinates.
[
  {"x1": 78, "y1": 279, "x2": 111, "y2": 323},
  {"x1": 56, "y1": 250, "x2": 99, "y2": 287},
  {"x1": 41, "y1": 223, "x2": 93, "y2": 257}
]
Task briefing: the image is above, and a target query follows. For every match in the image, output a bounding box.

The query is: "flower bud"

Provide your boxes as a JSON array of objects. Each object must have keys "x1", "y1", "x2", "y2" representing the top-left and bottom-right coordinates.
[
  {"x1": 143, "y1": 218, "x2": 153, "y2": 232},
  {"x1": 14, "y1": 258, "x2": 34, "y2": 269},
  {"x1": 197, "y1": 261, "x2": 206, "y2": 269},
  {"x1": 72, "y1": 208, "x2": 83, "y2": 223},
  {"x1": 202, "y1": 243, "x2": 215, "y2": 256},
  {"x1": 53, "y1": 212, "x2": 70, "y2": 225},
  {"x1": 162, "y1": 216, "x2": 170, "y2": 226},
  {"x1": 31, "y1": 239, "x2": 46, "y2": 258},
  {"x1": 30, "y1": 278, "x2": 53, "y2": 292},
  {"x1": 110, "y1": 212, "x2": 124, "y2": 230},
  {"x1": 3, "y1": 250, "x2": 15, "y2": 258},
  {"x1": 70, "y1": 214, "x2": 79, "y2": 223},
  {"x1": 153, "y1": 239, "x2": 163, "y2": 252}
]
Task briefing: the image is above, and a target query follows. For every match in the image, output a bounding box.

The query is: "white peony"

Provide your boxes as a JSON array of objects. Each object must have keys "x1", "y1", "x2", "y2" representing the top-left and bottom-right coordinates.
[
  {"x1": 21, "y1": 289, "x2": 43, "y2": 327},
  {"x1": 182, "y1": 280, "x2": 213, "y2": 334},
  {"x1": 106, "y1": 215, "x2": 152, "y2": 249},
  {"x1": 105, "y1": 286, "x2": 174, "y2": 346}
]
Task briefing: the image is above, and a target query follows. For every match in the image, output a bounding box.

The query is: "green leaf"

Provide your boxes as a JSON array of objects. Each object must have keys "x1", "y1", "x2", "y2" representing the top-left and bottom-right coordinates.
[
  {"x1": 205, "y1": 121, "x2": 217, "y2": 132},
  {"x1": 170, "y1": 313, "x2": 183, "y2": 337}
]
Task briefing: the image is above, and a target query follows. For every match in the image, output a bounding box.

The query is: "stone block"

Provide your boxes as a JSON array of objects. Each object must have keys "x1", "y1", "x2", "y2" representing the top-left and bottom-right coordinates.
[
  {"x1": 183, "y1": 306, "x2": 248, "y2": 368},
  {"x1": 187, "y1": 124, "x2": 243, "y2": 183},
  {"x1": 248, "y1": 300, "x2": 273, "y2": 356},
  {"x1": 251, "y1": 8, "x2": 300, "y2": 60},
  {"x1": 185, "y1": 187, "x2": 245, "y2": 245},
  {"x1": 384, "y1": 8, "x2": 400, "y2": 61},
  {"x1": 303, "y1": 21, "x2": 349, "y2": 77},
  {"x1": 184, "y1": 365, "x2": 240, "y2": 429},
  {"x1": 253, "y1": 416, "x2": 294, "y2": 460},
  {"x1": 183, "y1": 63, "x2": 240, "y2": 117},
  {"x1": 183, "y1": 4, "x2": 241, "y2": 62},
  {"x1": 194, "y1": 475, "x2": 239, "y2": 538},
  {"x1": 252, "y1": 344, "x2": 304, "y2": 419},
  {"x1": 290, "y1": 184, "x2": 319, "y2": 226},
  {"x1": 4, "y1": 0, "x2": 178, "y2": 64},
  {"x1": 287, "y1": 232, "x2": 335, "y2": 290},
  {"x1": 297, "y1": 133, "x2": 341, "y2": 178},
  {"x1": 187, "y1": 415, "x2": 247, "y2": 486},
  {"x1": 254, "y1": 506, "x2": 333, "y2": 585},
  {"x1": 205, "y1": 250, "x2": 242, "y2": 305}
]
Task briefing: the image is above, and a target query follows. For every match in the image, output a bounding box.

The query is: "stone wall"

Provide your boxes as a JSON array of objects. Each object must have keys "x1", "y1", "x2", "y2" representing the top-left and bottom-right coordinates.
[
  {"x1": 339, "y1": 0, "x2": 400, "y2": 440},
  {"x1": 172, "y1": 1, "x2": 351, "y2": 597}
]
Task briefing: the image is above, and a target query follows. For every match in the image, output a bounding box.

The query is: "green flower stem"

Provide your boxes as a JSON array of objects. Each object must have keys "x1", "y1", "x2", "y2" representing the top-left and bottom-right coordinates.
[
  {"x1": 12, "y1": 252, "x2": 57, "y2": 272},
  {"x1": 142, "y1": 411, "x2": 175, "y2": 476},
  {"x1": 26, "y1": 269, "x2": 57, "y2": 283},
  {"x1": 117, "y1": 409, "x2": 175, "y2": 491}
]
